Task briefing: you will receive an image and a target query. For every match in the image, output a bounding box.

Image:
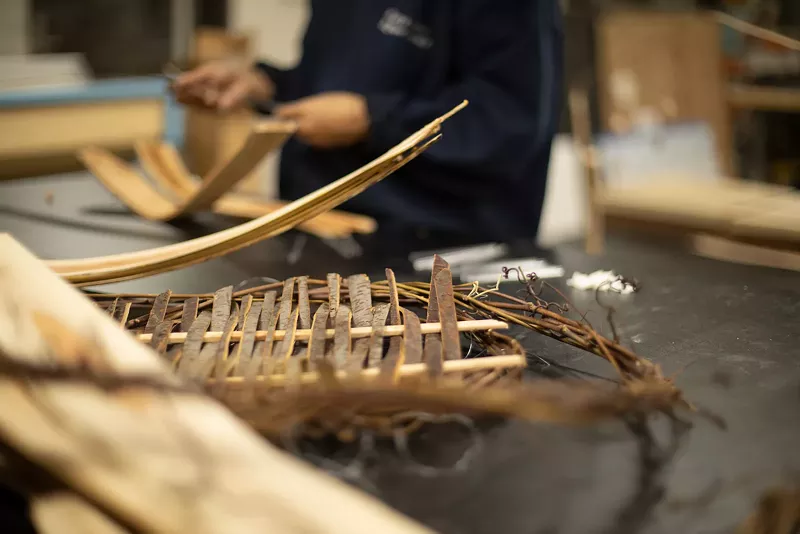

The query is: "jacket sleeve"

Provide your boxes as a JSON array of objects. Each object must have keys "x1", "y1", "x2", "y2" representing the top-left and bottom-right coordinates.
[{"x1": 364, "y1": 1, "x2": 562, "y2": 178}]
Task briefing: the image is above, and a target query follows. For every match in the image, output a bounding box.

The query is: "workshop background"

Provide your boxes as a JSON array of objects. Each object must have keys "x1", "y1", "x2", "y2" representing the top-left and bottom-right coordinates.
[{"x1": 1, "y1": 0, "x2": 799, "y2": 257}]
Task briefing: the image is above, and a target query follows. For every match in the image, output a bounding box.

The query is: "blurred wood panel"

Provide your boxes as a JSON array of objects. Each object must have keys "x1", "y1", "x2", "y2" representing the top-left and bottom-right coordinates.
[
  {"x1": 0, "y1": 99, "x2": 163, "y2": 178},
  {"x1": 728, "y1": 84, "x2": 800, "y2": 111},
  {"x1": 596, "y1": 11, "x2": 733, "y2": 174}
]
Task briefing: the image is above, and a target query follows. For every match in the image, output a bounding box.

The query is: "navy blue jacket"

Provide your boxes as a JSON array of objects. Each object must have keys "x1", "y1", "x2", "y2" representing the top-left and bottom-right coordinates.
[{"x1": 258, "y1": 0, "x2": 563, "y2": 242}]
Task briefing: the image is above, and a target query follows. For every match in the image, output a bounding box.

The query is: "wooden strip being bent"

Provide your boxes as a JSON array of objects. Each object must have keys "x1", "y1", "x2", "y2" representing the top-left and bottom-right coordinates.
[
  {"x1": 0, "y1": 235, "x2": 431, "y2": 534},
  {"x1": 79, "y1": 119, "x2": 295, "y2": 221},
  {"x1": 48, "y1": 101, "x2": 467, "y2": 287},
  {"x1": 136, "y1": 141, "x2": 377, "y2": 238}
]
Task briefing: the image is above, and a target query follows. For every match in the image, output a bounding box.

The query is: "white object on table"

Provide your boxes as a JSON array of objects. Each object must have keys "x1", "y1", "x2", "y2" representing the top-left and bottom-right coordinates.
[{"x1": 566, "y1": 270, "x2": 635, "y2": 293}]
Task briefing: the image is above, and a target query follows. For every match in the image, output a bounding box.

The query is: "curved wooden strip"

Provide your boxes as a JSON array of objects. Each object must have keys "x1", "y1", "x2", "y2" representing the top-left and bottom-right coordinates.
[
  {"x1": 142, "y1": 141, "x2": 378, "y2": 237},
  {"x1": 81, "y1": 120, "x2": 295, "y2": 222},
  {"x1": 48, "y1": 104, "x2": 459, "y2": 286},
  {"x1": 84, "y1": 138, "x2": 370, "y2": 240}
]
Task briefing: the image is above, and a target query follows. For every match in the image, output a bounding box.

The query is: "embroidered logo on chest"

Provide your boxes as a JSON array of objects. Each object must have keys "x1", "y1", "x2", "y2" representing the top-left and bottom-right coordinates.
[{"x1": 378, "y1": 8, "x2": 433, "y2": 49}]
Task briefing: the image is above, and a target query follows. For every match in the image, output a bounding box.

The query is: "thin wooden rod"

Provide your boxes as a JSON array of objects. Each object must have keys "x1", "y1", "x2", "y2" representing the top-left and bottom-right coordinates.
[
  {"x1": 137, "y1": 319, "x2": 508, "y2": 345},
  {"x1": 220, "y1": 354, "x2": 526, "y2": 386}
]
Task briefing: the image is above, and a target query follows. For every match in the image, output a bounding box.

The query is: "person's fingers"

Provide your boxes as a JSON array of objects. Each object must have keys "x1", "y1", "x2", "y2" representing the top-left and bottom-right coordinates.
[
  {"x1": 218, "y1": 78, "x2": 251, "y2": 111},
  {"x1": 274, "y1": 99, "x2": 310, "y2": 119},
  {"x1": 173, "y1": 63, "x2": 219, "y2": 89}
]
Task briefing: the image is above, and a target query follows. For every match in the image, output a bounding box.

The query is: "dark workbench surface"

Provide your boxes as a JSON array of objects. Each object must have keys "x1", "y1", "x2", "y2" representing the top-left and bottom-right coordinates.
[{"x1": 1, "y1": 173, "x2": 799, "y2": 534}]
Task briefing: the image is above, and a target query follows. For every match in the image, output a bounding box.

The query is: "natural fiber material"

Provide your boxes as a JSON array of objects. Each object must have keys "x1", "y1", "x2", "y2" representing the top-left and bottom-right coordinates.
[{"x1": 48, "y1": 102, "x2": 466, "y2": 286}]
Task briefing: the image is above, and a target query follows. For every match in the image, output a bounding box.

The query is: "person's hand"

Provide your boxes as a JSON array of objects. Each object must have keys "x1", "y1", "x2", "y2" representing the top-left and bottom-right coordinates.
[
  {"x1": 172, "y1": 60, "x2": 274, "y2": 111},
  {"x1": 275, "y1": 92, "x2": 370, "y2": 148}
]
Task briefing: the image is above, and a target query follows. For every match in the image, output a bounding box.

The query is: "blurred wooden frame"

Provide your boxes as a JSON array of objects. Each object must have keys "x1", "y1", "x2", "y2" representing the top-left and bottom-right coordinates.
[{"x1": 574, "y1": 11, "x2": 800, "y2": 266}]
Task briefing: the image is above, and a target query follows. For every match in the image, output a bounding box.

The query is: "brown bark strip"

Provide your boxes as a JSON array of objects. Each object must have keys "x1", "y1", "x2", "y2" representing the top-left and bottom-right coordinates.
[
  {"x1": 347, "y1": 274, "x2": 372, "y2": 326},
  {"x1": 423, "y1": 255, "x2": 448, "y2": 377},
  {"x1": 274, "y1": 308, "x2": 299, "y2": 365},
  {"x1": 180, "y1": 296, "x2": 199, "y2": 332},
  {"x1": 297, "y1": 276, "x2": 311, "y2": 330},
  {"x1": 400, "y1": 308, "x2": 422, "y2": 365},
  {"x1": 379, "y1": 269, "x2": 404, "y2": 381},
  {"x1": 307, "y1": 304, "x2": 330, "y2": 367},
  {"x1": 259, "y1": 291, "x2": 278, "y2": 329},
  {"x1": 144, "y1": 290, "x2": 172, "y2": 334},
  {"x1": 278, "y1": 278, "x2": 296, "y2": 330},
  {"x1": 434, "y1": 268, "x2": 461, "y2": 361},
  {"x1": 332, "y1": 305, "x2": 352, "y2": 370},
  {"x1": 246, "y1": 301, "x2": 280, "y2": 389},
  {"x1": 327, "y1": 273, "x2": 341, "y2": 320},
  {"x1": 380, "y1": 310, "x2": 415, "y2": 383},
  {"x1": 211, "y1": 308, "x2": 240, "y2": 394},
  {"x1": 233, "y1": 300, "x2": 262, "y2": 376},
  {"x1": 148, "y1": 320, "x2": 173, "y2": 354},
  {"x1": 366, "y1": 303, "x2": 391, "y2": 370},
  {"x1": 385, "y1": 269, "x2": 401, "y2": 326},
  {"x1": 210, "y1": 286, "x2": 233, "y2": 332},
  {"x1": 176, "y1": 310, "x2": 211, "y2": 377},
  {"x1": 347, "y1": 274, "x2": 373, "y2": 374}
]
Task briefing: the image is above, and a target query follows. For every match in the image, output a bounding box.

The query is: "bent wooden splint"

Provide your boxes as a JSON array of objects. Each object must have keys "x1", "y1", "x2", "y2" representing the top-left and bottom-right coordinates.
[
  {"x1": 79, "y1": 119, "x2": 296, "y2": 221},
  {"x1": 81, "y1": 142, "x2": 373, "y2": 239},
  {"x1": 0, "y1": 234, "x2": 432, "y2": 534},
  {"x1": 78, "y1": 115, "x2": 376, "y2": 239},
  {"x1": 134, "y1": 141, "x2": 377, "y2": 238},
  {"x1": 48, "y1": 101, "x2": 467, "y2": 287}
]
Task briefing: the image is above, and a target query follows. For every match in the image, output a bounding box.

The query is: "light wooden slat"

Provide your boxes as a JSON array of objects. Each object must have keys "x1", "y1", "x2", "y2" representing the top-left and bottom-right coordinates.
[
  {"x1": 221, "y1": 355, "x2": 528, "y2": 387},
  {"x1": 137, "y1": 319, "x2": 509, "y2": 345}
]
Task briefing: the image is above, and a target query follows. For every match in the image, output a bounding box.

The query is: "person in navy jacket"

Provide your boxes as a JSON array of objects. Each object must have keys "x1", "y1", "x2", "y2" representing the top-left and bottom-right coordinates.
[{"x1": 175, "y1": 1, "x2": 563, "y2": 246}]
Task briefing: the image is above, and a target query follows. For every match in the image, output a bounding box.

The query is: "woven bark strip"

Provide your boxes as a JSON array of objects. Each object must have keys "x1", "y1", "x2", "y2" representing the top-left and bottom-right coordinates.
[
  {"x1": 275, "y1": 308, "x2": 300, "y2": 366},
  {"x1": 149, "y1": 321, "x2": 173, "y2": 353},
  {"x1": 297, "y1": 277, "x2": 312, "y2": 330},
  {"x1": 399, "y1": 308, "x2": 422, "y2": 366},
  {"x1": 327, "y1": 273, "x2": 341, "y2": 320},
  {"x1": 176, "y1": 310, "x2": 211, "y2": 376},
  {"x1": 434, "y1": 268, "x2": 461, "y2": 362},
  {"x1": 347, "y1": 274, "x2": 373, "y2": 374},
  {"x1": 380, "y1": 269, "x2": 404, "y2": 382},
  {"x1": 366, "y1": 304, "x2": 391, "y2": 370},
  {"x1": 211, "y1": 309, "x2": 240, "y2": 395},
  {"x1": 278, "y1": 278, "x2": 295, "y2": 331},
  {"x1": 423, "y1": 257, "x2": 447, "y2": 377},
  {"x1": 144, "y1": 290, "x2": 172, "y2": 334},
  {"x1": 249, "y1": 303, "x2": 280, "y2": 389},
  {"x1": 332, "y1": 305, "x2": 352, "y2": 370},
  {"x1": 210, "y1": 286, "x2": 233, "y2": 332},
  {"x1": 308, "y1": 304, "x2": 331, "y2": 367},
  {"x1": 179, "y1": 297, "x2": 199, "y2": 332},
  {"x1": 234, "y1": 299, "x2": 262, "y2": 376},
  {"x1": 250, "y1": 292, "x2": 277, "y2": 380}
]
